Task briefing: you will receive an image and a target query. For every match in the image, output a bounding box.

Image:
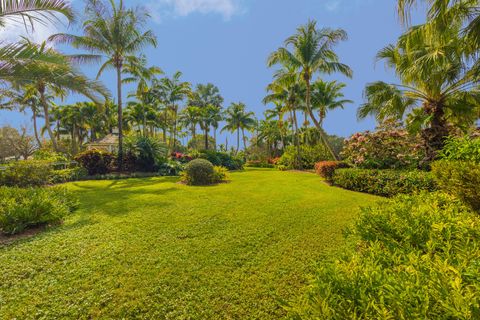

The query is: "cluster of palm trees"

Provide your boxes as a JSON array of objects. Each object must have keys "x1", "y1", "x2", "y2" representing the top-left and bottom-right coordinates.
[
  {"x1": 262, "y1": 20, "x2": 352, "y2": 163},
  {"x1": 359, "y1": 0, "x2": 480, "y2": 161},
  {"x1": 0, "y1": 0, "x2": 258, "y2": 169}
]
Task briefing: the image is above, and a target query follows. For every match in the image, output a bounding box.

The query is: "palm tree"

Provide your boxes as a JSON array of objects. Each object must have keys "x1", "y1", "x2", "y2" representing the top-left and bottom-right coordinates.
[
  {"x1": 358, "y1": 23, "x2": 479, "y2": 161},
  {"x1": 12, "y1": 40, "x2": 109, "y2": 151},
  {"x1": 154, "y1": 72, "x2": 191, "y2": 150},
  {"x1": 124, "y1": 55, "x2": 163, "y2": 136},
  {"x1": 0, "y1": 0, "x2": 73, "y2": 29},
  {"x1": 0, "y1": 0, "x2": 75, "y2": 89},
  {"x1": 179, "y1": 105, "x2": 202, "y2": 146},
  {"x1": 222, "y1": 102, "x2": 255, "y2": 154},
  {"x1": 50, "y1": 0, "x2": 157, "y2": 169},
  {"x1": 267, "y1": 20, "x2": 352, "y2": 160},
  {"x1": 264, "y1": 66, "x2": 305, "y2": 166},
  {"x1": 311, "y1": 80, "x2": 352, "y2": 127}
]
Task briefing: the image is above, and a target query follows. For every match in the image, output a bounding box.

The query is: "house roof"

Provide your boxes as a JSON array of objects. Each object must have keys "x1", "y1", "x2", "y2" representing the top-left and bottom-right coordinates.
[{"x1": 88, "y1": 134, "x2": 118, "y2": 146}]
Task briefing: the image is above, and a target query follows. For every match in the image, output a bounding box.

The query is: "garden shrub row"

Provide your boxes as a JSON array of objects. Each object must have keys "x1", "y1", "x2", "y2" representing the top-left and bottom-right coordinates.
[
  {"x1": 0, "y1": 186, "x2": 78, "y2": 235},
  {"x1": 332, "y1": 168, "x2": 437, "y2": 197},
  {"x1": 195, "y1": 150, "x2": 244, "y2": 171},
  {"x1": 289, "y1": 192, "x2": 480, "y2": 319},
  {"x1": 0, "y1": 161, "x2": 88, "y2": 187}
]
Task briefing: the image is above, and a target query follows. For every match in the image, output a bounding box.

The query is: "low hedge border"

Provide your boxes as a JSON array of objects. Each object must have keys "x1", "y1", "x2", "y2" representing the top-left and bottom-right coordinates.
[{"x1": 332, "y1": 168, "x2": 437, "y2": 197}]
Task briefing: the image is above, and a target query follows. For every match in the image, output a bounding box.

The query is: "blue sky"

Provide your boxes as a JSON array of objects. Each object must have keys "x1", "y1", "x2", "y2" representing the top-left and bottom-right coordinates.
[{"x1": 0, "y1": 0, "x2": 426, "y2": 142}]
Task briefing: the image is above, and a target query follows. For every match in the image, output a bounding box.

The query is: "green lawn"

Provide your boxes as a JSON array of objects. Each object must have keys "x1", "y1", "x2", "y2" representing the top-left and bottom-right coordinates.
[{"x1": 0, "y1": 169, "x2": 377, "y2": 319}]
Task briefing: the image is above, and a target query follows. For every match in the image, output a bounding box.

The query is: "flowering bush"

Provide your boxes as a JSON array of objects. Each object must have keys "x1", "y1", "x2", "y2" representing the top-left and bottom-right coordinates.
[
  {"x1": 172, "y1": 152, "x2": 193, "y2": 163},
  {"x1": 342, "y1": 122, "x2": 424, "y2": 169}
]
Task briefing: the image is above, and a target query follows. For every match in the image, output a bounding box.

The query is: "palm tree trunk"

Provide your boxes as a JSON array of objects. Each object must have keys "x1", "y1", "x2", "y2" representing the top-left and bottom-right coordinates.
[
  {"x1": 213, "y1": 126, "x2": 217, "y2": 151},
  {"x1": 305, "y1": 79, "x2": 338, "y2": 160},
  {"x1": 236, "y1": 128, "x2": 240, "y2": 154},
  {"x1": 32, "y1": 107, "x2": 41, "y2": 146},
  {"x1": 116, "y1": 66, "x2": 124, "y2": 171},
  {"x1": 204, "y1": 127, "x2": 209, "y2": 150},
  {"x1": 422, "y1": 102, "x2": 449, "y2": 163},
  {"x1": 292, "y1": 109, "x2": 301, "y2": 169},
  {"x1": 242, "y1": 128, "x2": 247, "y2": 150},
  {"x1": 39, "y1": 87, "x2": 58, "y2": 151}
]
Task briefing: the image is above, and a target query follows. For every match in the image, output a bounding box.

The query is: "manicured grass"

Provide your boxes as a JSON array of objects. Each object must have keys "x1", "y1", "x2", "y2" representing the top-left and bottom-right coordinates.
[{"x1": 0, "y1": 169, "x2": 377, "y2": 319}]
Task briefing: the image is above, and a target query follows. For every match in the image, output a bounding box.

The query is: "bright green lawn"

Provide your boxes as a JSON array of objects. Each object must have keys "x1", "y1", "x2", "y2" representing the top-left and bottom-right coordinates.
[{"x1": 0, "y1": 169, "x2": 377, "y2": 319}]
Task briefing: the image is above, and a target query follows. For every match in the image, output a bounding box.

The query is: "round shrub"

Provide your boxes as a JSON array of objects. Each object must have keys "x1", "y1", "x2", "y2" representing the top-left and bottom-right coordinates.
[
  {"x1": 183, "y1": 159, "x2": 215, "y2": 185},
  {"x1": 0, "y1": 161, "x2": 53, "y2": 187}
]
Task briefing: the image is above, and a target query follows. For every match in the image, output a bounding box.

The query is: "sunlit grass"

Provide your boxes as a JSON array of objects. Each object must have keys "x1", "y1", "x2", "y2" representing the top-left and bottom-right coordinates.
[{"x1": 0, "y1": 169, "x2": 377, "y2": 319}]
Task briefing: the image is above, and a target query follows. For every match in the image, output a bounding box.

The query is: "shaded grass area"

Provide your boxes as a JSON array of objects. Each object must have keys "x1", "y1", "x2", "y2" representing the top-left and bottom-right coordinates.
[{"x1": 0, "y1": 169, "x2": 377, "y2": 319}]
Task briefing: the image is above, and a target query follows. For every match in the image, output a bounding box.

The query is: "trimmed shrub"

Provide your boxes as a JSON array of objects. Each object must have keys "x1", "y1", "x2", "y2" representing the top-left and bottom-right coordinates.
[
  {"x1": 432, "y1": 160, "x2": 480, "y2": 212},
  {"x1": 195, "y1": 150, "x2": 244, "y2": 171},
  {"x1": 0, "y1": 161, "x2": 52, "y2": 187},
  {"x1": 289, "y1": 192, "x2": 480, "y2": 319},
  {"x1": 277, "y1": 165, "x2": 288, "y2": 171},
  {"x1": 332, "y1": 168, "x2": 437, "y2": 197},
  {"x1": 49, "y1": 167, "x2": 88, "y2": 184},
  {"x1": 314, "y1": 161, "x2": 350, "y2": 183},
  {"x1": 74, "y1": 149, "x2": 115, "y2": 175},
  {"x1": 0, "y1": 186, "x2": 78, "y2": 235},
  {"x1": 182, "y1": 159, "x2": 215, "y2": 186}
]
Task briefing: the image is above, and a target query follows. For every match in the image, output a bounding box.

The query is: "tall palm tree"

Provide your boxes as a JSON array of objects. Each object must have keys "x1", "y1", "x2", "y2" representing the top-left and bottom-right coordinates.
[
  {"x1": 267, "y1": 20, "x2": 352, "y2": 160},
  {"x1": 311, "y1": 80, "x2": 352, "y2": 127},
  {"x1": 179, "y1": 105, "x2": 202, "y2": 146},
  {"x1": 264, "y1": 66, "x2": 305, "y2": 166},
  {"x1": 358, "y1": 23, "x2": 479, "y2": 161},
  {"x1": 154, "y1": 72, "x2": 191, "y2": 150},
  {"x1": 222, "y1": 102, "x2": 255, "y2": 154},
  {"x1": 50, "y1": 0, "x2": 157, "y2": 169}
]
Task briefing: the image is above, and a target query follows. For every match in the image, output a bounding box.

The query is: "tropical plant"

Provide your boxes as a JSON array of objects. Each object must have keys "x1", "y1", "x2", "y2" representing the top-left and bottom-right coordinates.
[
  {"x1": 50, "y1": 0, "x2": 157, "y2": 169},
  {"x1": 267, "y1": 20, "x2": 352, "y2": 159},
  {"x1": 359, "y1": 22, "x2": 479, "y2": 162},
  {"x1": 222, "y1": 102, "x2": 256, "y2": 154}
]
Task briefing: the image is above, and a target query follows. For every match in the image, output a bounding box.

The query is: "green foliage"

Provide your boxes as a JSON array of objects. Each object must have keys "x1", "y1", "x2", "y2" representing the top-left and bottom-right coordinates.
[
  {"x1": 74, "y1": 149, "x2": 115, "y2": 176},
  {"x1": 212, "y1": 166, "x2": 229, "y2": 183},
  {"x1": 196, "y1": 150, "x2": 244, "y2": 170},
  {"x1": 158, "y1": 160, "x2": 184, "y2": 177},
  {"x1": 289, "y1": 192, "x2": 480, "y2": 319},
  {"x1": 49, "y1": 167, "x2": 88, "y2": 184},
  {"x1": 432, "y1": 160, "x2": 480, "y2": 212},
  {"x1": 125, "y1": 136, "x2": 168, "y2": 172},
  {"x1": 333, "y1": 168, "x2": 437, "y2": 197},
  {"x1": 0, "y1": 161, "x2": 53, "y2": 187},
  {"x1": 0, "y1": 186, "x2": 78, "y2": 235},
  {"x1": 278, "y1": 145, "x2": 332, "y2": 170},
  {"x1": 33, "y1": 149, "x2": 69, "y2": 162},
  {"x1": 314, "y1": 161, "x2": 350, "y2": 182},
  {"x1": 182, "y1": 159, "x2": 215, "y2": 185},
  {"x1": 342, "y1": 122, "x2": 424, "y2": 169},
  {"x1": 440, "y1": 136, "x2": 480, "y2": 163},
  {"x1": 245, "y1": 160, "x2": 275, "y2": 168}
]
